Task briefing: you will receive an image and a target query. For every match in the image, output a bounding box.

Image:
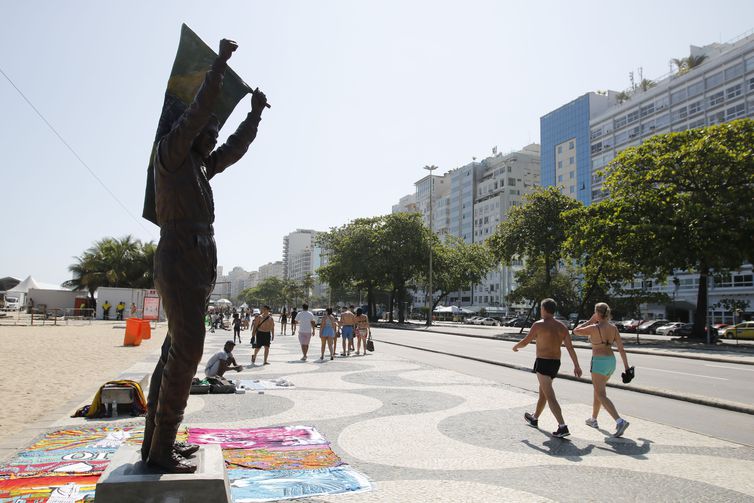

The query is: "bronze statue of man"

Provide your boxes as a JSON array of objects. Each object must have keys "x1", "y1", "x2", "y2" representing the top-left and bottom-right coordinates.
[{"x1": 142, "y1": 38, "x2": 267, "y2": 473}]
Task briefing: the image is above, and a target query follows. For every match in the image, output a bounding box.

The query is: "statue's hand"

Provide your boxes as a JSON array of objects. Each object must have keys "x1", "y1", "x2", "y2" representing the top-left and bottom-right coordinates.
[
  {"x1": 218, "y1": 39, "x2": 238, "y2": 61},
  {"x1": 251, "y1": 87, "x2": 268, "y2": 111}
]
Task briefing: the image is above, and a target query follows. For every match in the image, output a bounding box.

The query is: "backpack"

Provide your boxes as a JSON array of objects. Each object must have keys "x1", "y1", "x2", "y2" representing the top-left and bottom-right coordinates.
[{"x1": 207, "y1": 376, "x2": 236, "y2": 394}]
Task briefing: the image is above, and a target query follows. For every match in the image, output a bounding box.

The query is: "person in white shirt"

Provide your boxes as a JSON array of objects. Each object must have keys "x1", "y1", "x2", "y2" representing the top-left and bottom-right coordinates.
[
  {"x1": 204, "y1": 340, "x2": 243, "y2": 377},
  {"x1": 294, "y1": 303, "x2": 317, "y2": 361}
]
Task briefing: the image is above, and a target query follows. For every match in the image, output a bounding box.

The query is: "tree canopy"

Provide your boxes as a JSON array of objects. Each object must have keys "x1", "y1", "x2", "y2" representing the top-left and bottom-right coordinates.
[
  {"x1": 590, "y1": 119, "x2": 754, "y2": 337},
  {"x1": 64, "y1": 236, "x2": 156, "y2": 298}
]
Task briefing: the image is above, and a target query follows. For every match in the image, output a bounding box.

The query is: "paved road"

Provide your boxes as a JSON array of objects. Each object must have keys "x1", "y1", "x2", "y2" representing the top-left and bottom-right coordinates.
[
  {"x1": 373, "y1": 328, "x2": 754, "y2": 405},
  {"x1": 373, "y1": 327, "x2": 754, "y2": 446}
]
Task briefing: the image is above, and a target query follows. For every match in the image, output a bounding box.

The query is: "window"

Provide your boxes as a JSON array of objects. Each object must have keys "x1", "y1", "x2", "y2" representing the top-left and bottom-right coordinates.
[
  {"x1": 726, "y1": 83, "x2": 742, "y2": 100},
  {"x1": 708, "y1": 91, "x2": 724, "y2": 108},
  {"x1": 687, "y1": 80, "x2": 705, "y2": 97},
  {"x1": 569, "y1": 140, "x2": 575, "y2": 150},
  {"x1": 726, "y1": 103, "x2": 746, "y2": 120},
  {"x1": 670, "y1": 88, "x2": 687, "y2": 104},
  {"x1": 590, "y1": 127, "x2": 602, "y2": 140},
  {"x1": 654, "y1": 114, "x2": 670, "y2": 130},
  {"x1": 655, "y1": 95, "x2": 669, "y2": 110},
  {"x1": 558, "y1": 160, "x2": 563, "y2": 169},
  {"x1": 557, "y1": 145, "x2": 562, "y2": 154},
  {"x1": 707, "y1": 110, "x2": 725, "y2": 125},
  {"x1": 724, "y1": 62, "x2": 744, "y2": 80},
  {"x1": 706, "y1": 71, "x2": 724, "y2": 89},
  {"x1": 508, "y1": 177, "x2": 516, "y2": 186},
  {"x1": 749, "y1": 77, "x2": 754, "y2": 92},
  {"x1": 688, "y1": 100, "x2": 703, "y2": 116},
  {"x1": 557, "y1": 174, "x2": 563, "y2": 182},
  {"x1": 614, "y1": 115, "x2": 627, "y2": 129},
  {"x1": 569, "y1": 171, "x2": 575, "y2": 179},
  {"x1": 615, "y1": 130, "x2": 630, "y2": 145},
  {"x1": 590, "y1": 142, "x2": 602, "y2": 155},
  {"x1": 733, "y1": 274, "x2": 753, "y2": 287},
  {"x1": 569, "y1": 156, "x2": 574, "y2": 165},
  {"x1": 672, "y1": 106, "x2": 688, "y2": 123},
  {"x1": 748, "y1": 54, "x2": 754, "y2": 71},
  {"x1": 640, "y1": 103, "x2": 655, "y2": 117},
  {"x1": 689, "y1": 117, "x2": 705, "y2": 129},
  {"x1": 569, "y1": 185, "x2": 575, "y2": 194},
  {"x1": 627, "y1": 110, "x2": 640, "y2": 124}
]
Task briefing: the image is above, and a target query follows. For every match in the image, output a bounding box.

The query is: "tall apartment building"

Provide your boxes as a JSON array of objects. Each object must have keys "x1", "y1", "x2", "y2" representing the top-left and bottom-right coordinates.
[
  {"x1": 259, "y1": 261, "x2": 285, "y2": 282},
  {"x1": 393, "y1": 144, "x2": 541, "y2": 312},
  {"x1": 540, "y1": 33, "x2": 754, "y2": 321},
  {"x1": 282, "y1": 229, "x2": 329, "y2": 299}
]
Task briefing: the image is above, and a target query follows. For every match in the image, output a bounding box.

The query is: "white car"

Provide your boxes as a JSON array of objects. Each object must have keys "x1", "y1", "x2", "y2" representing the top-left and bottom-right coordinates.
[
  {"x1": 480, "y1": 317, "x2": 498, "y2": 326},
  {"x1": 655, "y1": 322, "x2": 684, "y2": 336},
  {"x1": 467, "y1": 316, "x2": 483, "y2": 325}
]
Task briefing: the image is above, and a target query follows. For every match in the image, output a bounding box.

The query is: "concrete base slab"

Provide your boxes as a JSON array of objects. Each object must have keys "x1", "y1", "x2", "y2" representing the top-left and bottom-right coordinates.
[{"x1": 95, "y1": 444, "x2": 231, "y2": 503}]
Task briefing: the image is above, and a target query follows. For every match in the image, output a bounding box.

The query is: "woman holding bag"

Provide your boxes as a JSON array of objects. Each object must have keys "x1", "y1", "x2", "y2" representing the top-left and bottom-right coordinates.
[{"x1": 573, "y1": 302, "x2": 631, "y2": 437}]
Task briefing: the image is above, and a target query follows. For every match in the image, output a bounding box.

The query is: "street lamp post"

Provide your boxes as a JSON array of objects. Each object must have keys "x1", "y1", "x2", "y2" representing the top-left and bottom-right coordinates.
[{"x1": 424, "y1": 165, "x2": 437, "y2": 326}]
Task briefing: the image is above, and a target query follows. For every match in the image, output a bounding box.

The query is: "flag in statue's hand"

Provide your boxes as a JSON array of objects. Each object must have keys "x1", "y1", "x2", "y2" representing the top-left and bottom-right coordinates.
[{"x1": 142, "y1": 23, "x2": 251, "y2": 225}]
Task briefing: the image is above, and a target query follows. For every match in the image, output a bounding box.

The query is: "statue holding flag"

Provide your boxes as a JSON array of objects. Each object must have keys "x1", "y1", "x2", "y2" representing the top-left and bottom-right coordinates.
[{"x1": 142, "y1": 32, "x2": 268, "y2": 473}]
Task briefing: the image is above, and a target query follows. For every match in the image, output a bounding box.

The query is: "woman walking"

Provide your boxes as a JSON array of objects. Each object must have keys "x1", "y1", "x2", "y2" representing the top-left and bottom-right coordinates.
[
  {"x1": 573, "y1": 302, "x2": 631, "y2": 437},
  {"x1": 280, "y1": 309, "x2": 288, "y2": 335},
  {"x1": 319, "y1": 307, "x2": 338, "y2": 360},
  {"x1": 354, "y1": 308, "x2": 370, "y2": 355}
]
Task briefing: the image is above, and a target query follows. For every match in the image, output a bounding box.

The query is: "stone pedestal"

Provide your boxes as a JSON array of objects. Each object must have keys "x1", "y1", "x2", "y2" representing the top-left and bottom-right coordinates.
[{"x1": 95, "y1": 444, "x2": 231, "y2": 503}]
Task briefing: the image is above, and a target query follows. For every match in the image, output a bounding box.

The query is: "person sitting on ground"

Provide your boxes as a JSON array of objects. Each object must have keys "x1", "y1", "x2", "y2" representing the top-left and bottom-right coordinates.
[{"x1": 204, "y1": 340, "x2": 243, "y2": 377}]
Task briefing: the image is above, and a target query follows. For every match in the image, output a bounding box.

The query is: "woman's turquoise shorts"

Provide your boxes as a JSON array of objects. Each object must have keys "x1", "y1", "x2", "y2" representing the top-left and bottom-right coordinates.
[{"x1": 590, "y1": 355, "x2": 616, "y2": 377}]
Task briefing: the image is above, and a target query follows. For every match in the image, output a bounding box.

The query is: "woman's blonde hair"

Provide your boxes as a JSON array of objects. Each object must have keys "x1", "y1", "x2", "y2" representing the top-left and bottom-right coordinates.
[{"x1": 595, "y1": 302, "x2": 611, "y2": 320}]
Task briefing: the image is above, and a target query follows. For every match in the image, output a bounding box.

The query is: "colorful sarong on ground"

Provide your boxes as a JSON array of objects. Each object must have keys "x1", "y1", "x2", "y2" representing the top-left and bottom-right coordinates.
[{"x1": 0, "y1": 425, "x2": 370, "y2": 502}]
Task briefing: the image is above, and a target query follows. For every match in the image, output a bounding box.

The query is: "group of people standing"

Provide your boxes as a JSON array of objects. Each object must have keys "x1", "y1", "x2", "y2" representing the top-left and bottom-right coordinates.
[
  {"x1": 514, "y1": 298, "x2": 631, "y2": 439},
  {"x1": 218, "y1": 303, "x2": 372, "y2": 366}
]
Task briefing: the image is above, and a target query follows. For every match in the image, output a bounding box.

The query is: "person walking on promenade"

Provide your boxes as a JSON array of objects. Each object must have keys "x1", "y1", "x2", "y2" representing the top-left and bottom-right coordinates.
[
  {"x1": 290, "y1": 307, "x2": 298, "y2": 335},
  {"x1": 142, "y1": 38, "x2": 268, "y2": 473},
  {"x1": 280, "y1": 308, "x2": 288, "y2": 335},
  {"x1": 251, "y1": 305, "x2": 275, "y2": 365},
  {"x1": 339, "y1": 306, "x2": 356, "y2": 356},
  {"x1": 354, "y1": 307, "x2": 371, "y2": 355},
  {"x1": 573, "y1": 302, "x2": 631, "y2": 437},
  {"x1": 319, "y1": 307, "x2": 338, "y2": 360},
  {"x1": 232, "y1": 312, "x2": 242, "y2": 344},
  {"x1": 294, "y1": 304, "x2": 316, "y2": 361},
  {"x1": 513, "y1": 298, "x2": 583, "y2": 438}
]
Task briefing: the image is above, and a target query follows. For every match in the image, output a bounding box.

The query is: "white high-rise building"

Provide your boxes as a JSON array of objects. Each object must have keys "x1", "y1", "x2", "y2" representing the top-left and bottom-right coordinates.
[
  {"x1": 259, "y1": 261, "x2": 285, "y2": 282},
  {"x1": 393, "y1": 144, "x2": 541, "y2": 313}
]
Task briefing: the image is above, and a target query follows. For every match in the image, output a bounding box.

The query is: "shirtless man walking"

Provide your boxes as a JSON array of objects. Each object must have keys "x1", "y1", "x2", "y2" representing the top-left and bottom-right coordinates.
[
  {"x1": 513, "y1": 298, "x2": 582, "y2": 438},
  {"x1": 339, "y1": 306, "x2": 356, "y2": 357}
]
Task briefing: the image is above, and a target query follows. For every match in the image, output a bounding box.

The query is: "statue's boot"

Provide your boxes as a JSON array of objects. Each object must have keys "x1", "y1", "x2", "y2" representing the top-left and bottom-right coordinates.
[
  {"x1": 142, "y1": 415, "x2": 199, "y2": 461},
  {"x1": 147, "y1": 425, "x2": 197, "y2": 474}
]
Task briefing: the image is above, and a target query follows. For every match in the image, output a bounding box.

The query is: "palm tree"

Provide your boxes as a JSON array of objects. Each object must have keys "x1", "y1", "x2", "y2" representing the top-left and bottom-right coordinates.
[
  {"x1": 639, "y1": 78, "x2": 656, "y2": 91},
  {"x1": 64, "y1": 236, "x2": 156, "y2": 296},
  {"x1": 672, "y1": 54, "x2": 707, "y2": 75}
]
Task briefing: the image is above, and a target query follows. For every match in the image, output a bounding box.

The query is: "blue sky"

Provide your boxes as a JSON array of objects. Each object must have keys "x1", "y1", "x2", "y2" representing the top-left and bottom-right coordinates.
[{"x1": 2, "y1": 0, "x2": 753, "y2": 285}]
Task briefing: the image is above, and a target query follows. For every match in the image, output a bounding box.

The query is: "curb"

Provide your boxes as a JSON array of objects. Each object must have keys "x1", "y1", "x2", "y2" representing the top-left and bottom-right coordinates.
[
  {"x1": 376, "y1": 338, "x2": 754, "y2": 416},
  {"x1": 378, "y1": 323, "x2": 754, "y2": 366}
]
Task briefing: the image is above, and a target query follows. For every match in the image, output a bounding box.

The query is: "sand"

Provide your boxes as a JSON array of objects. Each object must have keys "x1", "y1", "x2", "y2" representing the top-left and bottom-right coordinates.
[{"x1": 0, "y1": 321, "x2": 164, "y2": 447}]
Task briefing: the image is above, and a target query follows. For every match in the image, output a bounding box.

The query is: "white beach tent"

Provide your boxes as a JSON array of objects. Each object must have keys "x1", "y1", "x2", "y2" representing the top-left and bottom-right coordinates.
[{"x1": 7, "y1": 275, "x2": 68, "y2": 306}]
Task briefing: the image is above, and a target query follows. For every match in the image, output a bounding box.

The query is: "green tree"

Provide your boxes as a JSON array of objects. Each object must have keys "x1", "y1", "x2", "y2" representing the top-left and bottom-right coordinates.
[
  {"x1": 489, "y1": 186, "x2": 582, "y2": 303},
  {"x1": 242, "y1": 277, "x2": 286, "y2": 309},
  {"x1": 599, "y1": 119, "x2": 754, "y2": 339},
  {"x1": 318, "y1": 217, "x2": 389, "y2": 321},
  {"x1": 64, "y1": 235, "x2": 156, "y2": 298},
  {"x1": 672, "y1": 54, "x2": 707, "y2": 75},
  {"x1": 420, "y1": 236, "x2": 495, "y2": 313},
  {"x1": 378, "y1": 213, "x2": 431, "y2": 323}
]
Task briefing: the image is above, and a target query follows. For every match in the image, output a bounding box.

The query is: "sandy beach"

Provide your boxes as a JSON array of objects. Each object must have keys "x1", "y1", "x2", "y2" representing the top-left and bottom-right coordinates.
[{"x1": 0, "y1": 322, "x2": 163, "y2": 447}]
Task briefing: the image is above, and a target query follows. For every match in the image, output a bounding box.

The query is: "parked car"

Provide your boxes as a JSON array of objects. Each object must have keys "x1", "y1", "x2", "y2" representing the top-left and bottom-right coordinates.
[
  {"x1": 466, "y1": 316, "x2": 483, "y2": 325},
  {"x1": 479, "y1": 317, "x2": 498, "y2": 326},
  {"x1": 509, "y1": 318, "x2": 532, "y2": 328},
  {"x1": 619, "y1": 319, "x2": 644, "y2": 333},
  {"x1": 636, "y1": 319, "x2": 669, "y2": 334},
  {"x1": 554, "y1": 316, "x2": 569, "y2": 327},
  {"x1": 666, "y1": 323, "x2": 694, "y2": 337},
  {"x1": 2, "y1": 296, "x2": 20, "y2": 311},
  {"x1": 310, "y1": 308, "x2": 326, "y2": 326},
  {"x1": 713, "y1": 323, "x2": 730, "y2": 336},
  {"x1": 655, "y1": 322, "x2": 684, "y2": 336},
  {"x1": 721, "y1": 322, "x2": 754, "y2": 339}
]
